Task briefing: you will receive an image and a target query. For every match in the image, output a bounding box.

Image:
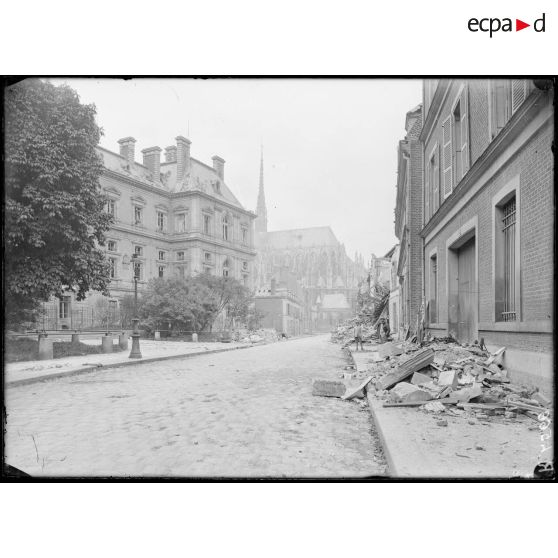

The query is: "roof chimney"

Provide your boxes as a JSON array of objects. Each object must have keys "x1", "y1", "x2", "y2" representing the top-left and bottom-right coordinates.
[
  {"x1": 164, "y1": 145, "x2": 177, "y2": 163},
  {"x1": 118, "y1": 137, "x2": 136, "y2": 164},
  {"x1": 212, "y1": 156, "x2": 225, "y2": 180},
  {"x1": 176, "y1": 136, "x2": 191, "y2": 182},
  {"x1": 142, "y1": 146, "x2": 162, "y2": 182}
]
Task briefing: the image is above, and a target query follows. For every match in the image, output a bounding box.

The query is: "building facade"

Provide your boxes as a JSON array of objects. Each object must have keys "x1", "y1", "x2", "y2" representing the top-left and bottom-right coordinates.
[
  {"x1": 255, "y1": 276, "x2": 303, "y2": 336},
  {"x1": 253, "y1": 152, "x2": 367, "y2": 332},
  {"x1": 420, "y1": 79, "x2": 553, "y2": 390},
  {"x1": 394, "y1": 105, "x2": 424, "y2": 338},
  {"x1": 37, "y1": 135, "x2": 256, "y2": 330}
]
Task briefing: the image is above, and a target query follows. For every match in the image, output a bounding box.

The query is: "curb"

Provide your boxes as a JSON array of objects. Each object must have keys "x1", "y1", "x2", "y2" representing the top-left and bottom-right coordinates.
[
  {"x1": 6, "y1": 344, "x2": 256, "y2": 388},
  {"x1": 347, "y1": 348, "x2": 399, "y2": 476}
]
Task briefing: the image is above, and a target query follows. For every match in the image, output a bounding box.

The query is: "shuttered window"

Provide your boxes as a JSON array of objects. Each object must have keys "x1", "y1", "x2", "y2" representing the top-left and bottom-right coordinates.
[
  {"x1": 442, "y1": 116, "x2": 453, "y2": 198},
  {"x1": 511, "y1": 80, "x2": 527, "y2": 114},
  {"x1": 432, "y1": 145, "x2": 440, "y2": 214},
  {"x1": 460, "y1": 85, "x2": 469, "y2": 176},
  {"x1": 425, "y1": 159, "x2": 430, "y2": 223}
]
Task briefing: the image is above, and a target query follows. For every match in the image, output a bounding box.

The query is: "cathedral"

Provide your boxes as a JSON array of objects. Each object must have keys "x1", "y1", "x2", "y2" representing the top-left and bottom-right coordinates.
[{"x1": 254, "y1": 150, "x2": 367, "y2": 332}]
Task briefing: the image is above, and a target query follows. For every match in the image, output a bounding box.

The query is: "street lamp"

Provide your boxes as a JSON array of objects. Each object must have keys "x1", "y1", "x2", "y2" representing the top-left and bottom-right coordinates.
[{"x1": 129, "y1": 253, "x2": 142, "y2": 359}]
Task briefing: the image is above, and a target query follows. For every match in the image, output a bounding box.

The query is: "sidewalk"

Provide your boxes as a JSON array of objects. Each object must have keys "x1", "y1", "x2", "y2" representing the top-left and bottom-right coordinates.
[
  {"x1": 5, "y1": 339, "x2": 252, "y2": 388},
  {"x1": 348, "y1": 347, "x2": 549, "y2": 478}
]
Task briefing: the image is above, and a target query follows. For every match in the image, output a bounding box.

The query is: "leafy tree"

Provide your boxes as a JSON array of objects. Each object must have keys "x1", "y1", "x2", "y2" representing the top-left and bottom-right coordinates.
[
  {"x1": 4, "y1": 79, "x2": 112, "y2": 327},
  {"x1": 139, "y1": 275, "x2": 252, "y2": 333}
]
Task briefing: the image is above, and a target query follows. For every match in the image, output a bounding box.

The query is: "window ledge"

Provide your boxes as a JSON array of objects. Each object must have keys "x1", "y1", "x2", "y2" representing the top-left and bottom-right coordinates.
[{"x1": 478, "y1": 320, "x2": 552, "y2": 334}]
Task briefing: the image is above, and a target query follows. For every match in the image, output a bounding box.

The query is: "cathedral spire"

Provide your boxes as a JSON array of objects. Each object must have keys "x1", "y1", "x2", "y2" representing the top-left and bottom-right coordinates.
[{"x1": 255, "y1": 144, "x2": 268, "y2": 233}]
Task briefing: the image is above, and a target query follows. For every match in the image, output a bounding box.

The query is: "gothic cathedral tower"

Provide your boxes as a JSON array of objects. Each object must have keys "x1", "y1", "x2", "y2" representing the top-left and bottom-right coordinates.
[{"x1": 255, "y1": 146, "x2": 267, "y2": 233}]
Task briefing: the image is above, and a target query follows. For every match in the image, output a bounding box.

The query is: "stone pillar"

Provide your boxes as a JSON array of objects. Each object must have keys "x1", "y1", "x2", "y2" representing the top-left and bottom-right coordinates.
[
  {"x1": 118, "y1": 332, "x2": 129, "y2": 350},
  {"x1": 154, "y1": 330, "x2": 161, "y2": 341},
  {"x1": 102, "y1": 334, "x2": 113, "y2": 353},
  {"x1": 38, "y1": 336, "x2": 53, "y2": 360},
  {"x1": 71, "y1": 333, "x2": 80, "y2": 346},
  {"x1": 192, "y1": 332, "x2": 198, "y2": 343}
]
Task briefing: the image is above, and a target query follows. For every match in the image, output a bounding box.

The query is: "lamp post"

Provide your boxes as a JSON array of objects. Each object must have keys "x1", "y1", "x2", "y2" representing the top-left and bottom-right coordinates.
[{"x1": 129, "y1": 253, "x2": 142, "y2": 359}]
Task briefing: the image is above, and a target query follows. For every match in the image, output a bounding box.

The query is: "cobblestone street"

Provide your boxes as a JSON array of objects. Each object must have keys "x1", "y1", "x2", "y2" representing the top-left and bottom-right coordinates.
[{"x1": 5, "y1": 335, "x2": 386, "y2": 478}]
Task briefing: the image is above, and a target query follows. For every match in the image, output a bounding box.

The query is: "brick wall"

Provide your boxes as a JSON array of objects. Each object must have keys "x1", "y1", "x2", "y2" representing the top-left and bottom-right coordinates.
[{"x1": 424, "y1": 121, "x2": 553, "y2": 348}]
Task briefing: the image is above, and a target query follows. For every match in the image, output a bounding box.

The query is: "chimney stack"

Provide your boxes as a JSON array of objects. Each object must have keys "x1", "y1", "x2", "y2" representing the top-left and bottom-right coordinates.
[
  {"x1": 212, "y1": 156, "x2": 225, "y2": 180},
  {"x1": 176, "y1": 136, "x2": 191, "y2": 182},
  {"x1": 118, "y1": 137, "x2": 136, "y2": 164},
  {"x1": 164, "y1": 145, "x2": 177, "y2": 163},
  {"x1": 142, "y1": 146, "x2": 162, "y2": 182}
]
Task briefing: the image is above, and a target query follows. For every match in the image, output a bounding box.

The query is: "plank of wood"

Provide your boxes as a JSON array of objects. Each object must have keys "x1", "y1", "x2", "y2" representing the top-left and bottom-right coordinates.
[
  {"x1": 383, "y1": 398, "x2": 458, "y2": 408},
  {"x1": 376, "y1": 348, "x2": 435, "y2": 391}
]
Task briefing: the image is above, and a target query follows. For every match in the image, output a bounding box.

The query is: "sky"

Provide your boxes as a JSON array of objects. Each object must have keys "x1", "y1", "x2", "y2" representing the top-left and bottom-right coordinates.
[{"x1": 52, "y1": 78, "x2": 422, "y2": 263}]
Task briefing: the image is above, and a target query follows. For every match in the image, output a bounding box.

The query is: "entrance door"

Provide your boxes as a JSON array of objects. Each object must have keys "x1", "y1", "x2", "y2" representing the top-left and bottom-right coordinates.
[{"x1": 456, "y1": 237, "x2": 477, "y2": 342}]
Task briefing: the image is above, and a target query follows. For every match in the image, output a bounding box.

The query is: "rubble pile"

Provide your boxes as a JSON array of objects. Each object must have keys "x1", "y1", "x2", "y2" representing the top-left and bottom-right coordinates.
[
  {"x1": 237, "y1": 328, "x2": 280, "y2": 344},
  {"x1": 366, "y1": 340, "x2": 552, "y2": 423},
  {"x1": 314, "y1": 337, "x2": 552, "y2": 427}
]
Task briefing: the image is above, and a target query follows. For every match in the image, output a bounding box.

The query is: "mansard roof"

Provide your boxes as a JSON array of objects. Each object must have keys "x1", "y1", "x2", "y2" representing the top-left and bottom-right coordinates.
[{"x1": 97, "y1": 146, "x2": 245, "y2": 210}]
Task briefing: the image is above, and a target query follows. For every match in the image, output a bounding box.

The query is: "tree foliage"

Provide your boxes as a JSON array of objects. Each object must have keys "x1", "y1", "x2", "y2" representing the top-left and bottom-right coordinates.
[
  {"x1": 139, "y1": 275, "x2": 252, "y2": 333},
  {"x1": 4, "y1": 79, "x2": 112, "y2": 326}
]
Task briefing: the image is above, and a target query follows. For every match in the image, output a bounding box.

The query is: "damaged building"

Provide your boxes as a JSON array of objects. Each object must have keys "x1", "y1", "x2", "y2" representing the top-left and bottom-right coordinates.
[{"x1": 395, "y1": 79, "x2": 553, "y2": 392}]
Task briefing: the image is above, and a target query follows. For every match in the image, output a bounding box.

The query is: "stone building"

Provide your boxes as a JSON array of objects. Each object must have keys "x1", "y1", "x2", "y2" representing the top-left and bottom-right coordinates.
[
  {"x1": 394, "y1": 104, "x2": 424, "y2": 338},
  {"x1": 254, "y1": 151, "x2": 367, "y2": 332},
  {"x1": 255, "y1": 275, "x2": 303, "y2": 336},
  {"x1": 37, "y1": 135, "x2": 256, "y2": 330},
  {"x1": 420, "y1": 79, "x2": 553, "y2": 390}
]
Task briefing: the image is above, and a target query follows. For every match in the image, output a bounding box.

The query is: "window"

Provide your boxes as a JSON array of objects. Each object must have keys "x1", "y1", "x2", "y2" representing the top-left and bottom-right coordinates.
[
  {"x1": 242, "y1": 275, "x2": 248, "y2": 287},
  {"x1": 176, "y1": 213, "x2": 186, "y2": 233},
  {"x1": 451, "y1": 86, "x2": 469, "y2": 187},
  {"x1": 204, "y1": 252, "x2": 211, "y2": 262},
  {"x1": 158, "y1": 266, "x2": 165, "y2": 278},
  {"x1": 241, "y1": 227, "x2": 248, "y2": 245},
  {"x1": 107, "y1": 240, "x2": 117, "y2": 252},
  {"x1": 501, "y1": 196, "x2": 517, "y2": 321},
  {"x1": 109, "y1": 258, "x2": 117, "y2": 279},
  {"x1": 177, "y1": 266, "x2": 185, "y2": 278},
  {"x1": 134, "y1": 206, "x2": 143, "y2": 225},
  {"x1": 490, "y1": 80, "x2": 528, "y2": 139},
  {"x1": 242, "y1": 261, "x2": 248, "y2": 272},
  {"x1": 222, "y1": 215, "x2": 230, "y2": 241},
  {"x1": 203, "y1": 214, "x2": 211, "y2": 235},
  {"x1": 425, "y1": 146, "x2": 440, "y2": 223},
  {"x1": 107, "y1": 199, "x2": 116, "y2": 218},
  {"x1": 429, "y1": 255, "x2": 438, "y2": 324},
  {"x1": 59, "y1": 296, "x2": 71, "y2": 319},
  {"x1": 158, "y1": 251, "x2": 165, "y2": 261},
  {"x1": 177, "y1": 251, "x2": 185, "y2": 261},
  {"x1": 157, "y1": 211, "x2": 167, "y2": 232},
  {"x1": 223, "y1": 258, "x2": 230, "y2": 277},
  {"x1": 134, "y1": 246, "x2": 143, "y2": 256}
]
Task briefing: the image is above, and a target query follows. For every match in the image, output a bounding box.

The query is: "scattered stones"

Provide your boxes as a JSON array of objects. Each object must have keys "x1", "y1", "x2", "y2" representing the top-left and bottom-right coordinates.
[{"x1": 389, "y1": 382, "x2": 432, "y2": 403}]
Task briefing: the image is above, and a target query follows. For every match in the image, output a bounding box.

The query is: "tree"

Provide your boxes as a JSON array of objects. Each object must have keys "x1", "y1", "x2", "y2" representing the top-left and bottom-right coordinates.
[
  {"x1": 4, "y1": 79, "x2": 112, "y2": 327},
  {"x1": 139, "y1": 275, "x2": 253, "y2": 333}
]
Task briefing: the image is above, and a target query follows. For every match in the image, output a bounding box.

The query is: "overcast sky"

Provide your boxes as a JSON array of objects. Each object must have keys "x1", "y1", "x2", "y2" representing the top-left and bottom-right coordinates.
[{"x1": 53, "y1": 78, "x2": 422, "y2": 263}]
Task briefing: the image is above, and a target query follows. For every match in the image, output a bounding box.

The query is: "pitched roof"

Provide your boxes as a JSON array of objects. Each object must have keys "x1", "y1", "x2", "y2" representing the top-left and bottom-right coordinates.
[{"x1": 258, "y1": 226, "x2": 340, "y2": 249}]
